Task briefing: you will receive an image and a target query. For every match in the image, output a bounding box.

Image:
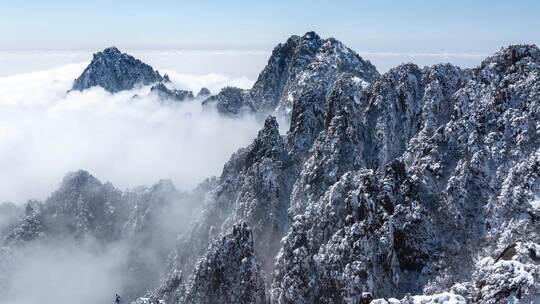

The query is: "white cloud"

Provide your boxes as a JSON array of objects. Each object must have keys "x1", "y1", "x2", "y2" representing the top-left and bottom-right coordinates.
[
  {"x1": 0, "y1": 238, "x2": 126, "y2": 304},
  {"x1": 0, "y1": 64, "x2": 262, "y2": 204},
  {"x1": 162, "y1": 70, "x2": 253, "y2": 92}
]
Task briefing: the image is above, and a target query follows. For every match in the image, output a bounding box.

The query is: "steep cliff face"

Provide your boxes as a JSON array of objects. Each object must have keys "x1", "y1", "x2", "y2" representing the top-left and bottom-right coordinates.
[
  {"x1": 180, "y1": 222, "x2": 267, "y2": 304},
  {"x1": 151, "y1": 116, "x2": 292, "y2": 302},
  {"x1": 71, "y1": 47, "x2": 164, "y2": 93},
  {"x1": 148, "y1": 43, "x2": 539, "y2": 304},
  {"x1": 271, "y1": 44, "x2": 540, "y2": 303},
  {"x1": 250, "y1": 31, "x2": 379, "y2": 114}
]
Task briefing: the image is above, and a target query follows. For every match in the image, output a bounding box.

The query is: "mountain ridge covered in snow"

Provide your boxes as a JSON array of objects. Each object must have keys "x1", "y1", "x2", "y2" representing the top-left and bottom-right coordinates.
[{"x1": 1, "y1": 33, "x2": 539, "y2": 304}]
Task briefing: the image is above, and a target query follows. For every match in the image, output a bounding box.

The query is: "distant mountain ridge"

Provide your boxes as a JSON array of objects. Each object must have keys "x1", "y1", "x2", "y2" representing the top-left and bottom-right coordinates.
[{"x1": 70, "y1": 32, "x2": 379, "y2": 120}]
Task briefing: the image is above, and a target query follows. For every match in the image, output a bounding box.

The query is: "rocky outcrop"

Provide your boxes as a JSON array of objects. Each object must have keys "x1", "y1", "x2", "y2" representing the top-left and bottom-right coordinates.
[
  {"x1": 196, "y1": 87, "x2": 211, "y2": 99},
  {"x1": 202, "y1": 86, "x2": 254, "y2": 115},
  {"x1": 150, "y1": 83, "x2": 194, "y2": 102},
  {"x1": 270, "y1": 44, "x2": 540, "y2": 303},
  {"x1": 180, "y1": 222, "x2": 267, "y2": 304},
  {"x1": 3, "y1": 170, "x2": 127, "y2": 244},
  {"x1": 148, "y1": 116, "x2": 291, "y2": 303},
  {"x1": 71, "y1": 47, "x2": 164, "y2": 93},
  {"x1": 203, "y1": 32, "x2": 379, "y2": 116}
]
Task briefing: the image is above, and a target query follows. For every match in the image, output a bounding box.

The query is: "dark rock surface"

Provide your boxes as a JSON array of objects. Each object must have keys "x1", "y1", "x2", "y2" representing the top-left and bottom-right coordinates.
[
  {"x1": 202, "y1": 86, "x2": 254, "y2": 115},
  {"x1": 203, "y1": 32, "x2": 379, "y2": 117},
  {"x1": 150, "y1": 83, "x2": 194, "y2": 102},
  {"x1": 180, "y1": 222, "x2": 266, "y2": 304},
  {"x1": 71, "y1": 47, "x2": 164, "y2": 93}
]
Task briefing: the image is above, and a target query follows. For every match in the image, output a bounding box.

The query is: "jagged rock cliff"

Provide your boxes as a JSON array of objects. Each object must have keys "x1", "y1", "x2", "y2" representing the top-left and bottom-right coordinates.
[
  {"x1": 146, "y1": 41, "x2": 539, "y2": 303},
  {"x1": 203, "y1": 32, "x2": 379, "y2": 117},
  {"x1": 180, "y1": 222, "x2": 267, "y2": 304},
  {"x1": 270, "y1": 45, "x2": 539, "y2": 304},
  {"x1": 71, "y1": 47, "x2": 164, "y2": 93},
  {"x1": 150, "y1": 116, "x2": 292, "y2": 302}
]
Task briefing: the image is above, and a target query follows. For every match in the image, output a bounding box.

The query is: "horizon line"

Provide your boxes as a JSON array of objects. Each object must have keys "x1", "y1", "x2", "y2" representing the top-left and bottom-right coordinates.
[{"x1": 0, "y1": 48, "x2": 491, "y2": 58}]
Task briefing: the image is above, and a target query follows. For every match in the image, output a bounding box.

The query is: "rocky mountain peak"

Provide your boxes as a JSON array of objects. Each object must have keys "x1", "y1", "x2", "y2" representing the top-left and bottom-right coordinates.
[
  {"x1": 174, "y1": 42, "x2": 539, "y2": 303},
  {"x1": 101, "y1": 46, "x2": 122, "y2": 55},
  {"x1": 71, "y1": 47, "x2": 163, "y2": 93},
  {"x1": 477, "y1": 44, "x2": 540, "y2": 84},
  {"x1": 5, "y1": 33, "x2": 540, "y2": 304},
  {"x1": 257, "y1": 116, "x2": 281, "y2": 144},
  {"x1": 60, "y1": 170, "x2": 101, "y2": 190},
  {"x1": 301, "y1": 31, "x2": 321, "y2": 41},
  {"x1": 482, "y1": 44, "x2": 540, "y2": 67},
  {"x1": 196, "y1": 87, "x2": 211, "y2": 99},
  {"x1": 244, "y1": 116, "x2": 284, "y2": 166},
  {"x1": 201, "y1": 87, "x2": 253, "y2": 115},
  {"x1": 205, "y1": 31, "x2": 379, "y2": 116}
]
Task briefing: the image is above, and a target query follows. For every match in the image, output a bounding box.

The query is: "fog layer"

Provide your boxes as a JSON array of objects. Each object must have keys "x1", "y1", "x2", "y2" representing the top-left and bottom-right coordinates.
[
  {"x1": 0, "y1": 238, "x2": 126, "y2": 304},
  {"x1": 0, "y1": 63, "x2": 261, "y2": 203}
]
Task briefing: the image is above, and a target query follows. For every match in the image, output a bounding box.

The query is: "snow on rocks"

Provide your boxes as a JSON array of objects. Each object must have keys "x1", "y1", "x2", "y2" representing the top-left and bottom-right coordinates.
[{"x1": 71, "y1": 47, "x2": 164, "y2": 93}]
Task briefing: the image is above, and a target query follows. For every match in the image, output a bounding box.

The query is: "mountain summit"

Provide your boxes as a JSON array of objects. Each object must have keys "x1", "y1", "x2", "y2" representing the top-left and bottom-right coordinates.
[
  {"x1": 203, "y1": 31, "x2": 379, "y2": 116},
  {"x1": 71, "y1": 47, "x2": 164, "y2": 93}
]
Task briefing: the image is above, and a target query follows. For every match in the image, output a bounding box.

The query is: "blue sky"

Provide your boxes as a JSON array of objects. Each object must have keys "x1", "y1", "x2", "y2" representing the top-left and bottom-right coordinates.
[{"x1": 1, "y1": 0, "x2": 539, "y2": 52}]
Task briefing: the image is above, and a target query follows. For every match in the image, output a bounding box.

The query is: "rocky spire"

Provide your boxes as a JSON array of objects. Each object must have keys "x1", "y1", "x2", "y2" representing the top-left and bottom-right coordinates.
[{"x1": 71, "y1": 47, "x2": 163, "y2": 93}]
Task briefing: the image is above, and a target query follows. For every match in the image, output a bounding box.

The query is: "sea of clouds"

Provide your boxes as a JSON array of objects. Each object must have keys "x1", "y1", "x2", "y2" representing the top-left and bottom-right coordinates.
[
  {"x1": 0, "y1": 58, "x2": 269, "y2": 304},
  {"x1": 0, "y1": 48, "x2": 489, "y2": 204},
  {"x1": 0, "y1": 61, "x2": 263, "y2": 204}
]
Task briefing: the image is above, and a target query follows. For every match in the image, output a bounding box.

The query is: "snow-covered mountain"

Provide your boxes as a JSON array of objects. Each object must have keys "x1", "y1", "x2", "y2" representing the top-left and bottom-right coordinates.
[
  {"x1": 2, "y1": 33, "x2": 539, "y2": 304},
  {"x1": 71, "y1": 46, "x2": 165, "y2": 93},
  {"x1": 147, "y1": 39, "x2": 539, "y2": 303},
  {"x1": 0, "y1": 170, "x2": 203, "y2": 302},
  {"x1": 202, "y1": 31, "x2": 379, "y2": 116}
]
